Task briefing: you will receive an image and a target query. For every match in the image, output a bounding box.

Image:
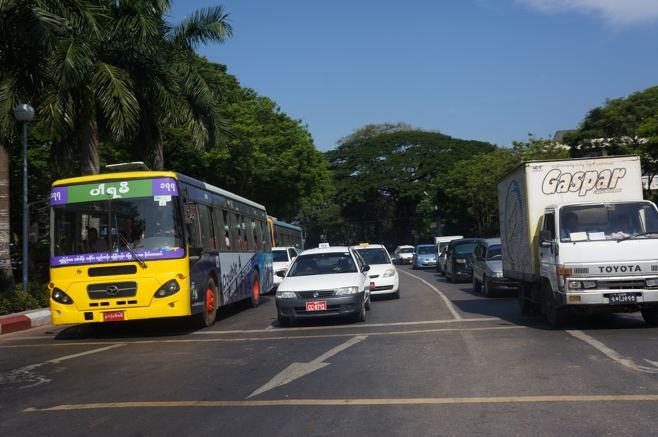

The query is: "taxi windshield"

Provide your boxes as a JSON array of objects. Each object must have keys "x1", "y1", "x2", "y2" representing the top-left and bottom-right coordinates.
[{"x1": 288, "y1": 252, "x2": 357, "y2": 276}]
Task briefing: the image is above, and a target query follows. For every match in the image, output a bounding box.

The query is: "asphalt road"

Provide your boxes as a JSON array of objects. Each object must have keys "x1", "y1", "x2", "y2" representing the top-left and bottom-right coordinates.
[{"x1": 2, "y1": 266, "x2": 658, "y2": 436}]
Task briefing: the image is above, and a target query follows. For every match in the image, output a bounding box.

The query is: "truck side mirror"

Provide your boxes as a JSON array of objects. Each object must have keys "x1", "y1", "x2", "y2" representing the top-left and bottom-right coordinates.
[{"x1": 538, "y1": 230, "x2": 553, "y2": 248}]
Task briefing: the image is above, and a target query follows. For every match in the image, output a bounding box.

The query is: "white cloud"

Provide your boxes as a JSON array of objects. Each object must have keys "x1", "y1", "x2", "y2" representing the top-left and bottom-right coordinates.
[{"x1": 517, "y1": 0, "x2": 658, "y2": 26}]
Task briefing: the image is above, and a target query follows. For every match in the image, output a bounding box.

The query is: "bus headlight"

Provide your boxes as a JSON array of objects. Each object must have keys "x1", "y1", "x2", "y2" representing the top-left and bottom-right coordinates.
[
  {"x1": 52, "y1": 288, "x2": 74, "y2": 304},
  {"x1": 154, "y1": 280, "x2": 180, "y2": 298}
]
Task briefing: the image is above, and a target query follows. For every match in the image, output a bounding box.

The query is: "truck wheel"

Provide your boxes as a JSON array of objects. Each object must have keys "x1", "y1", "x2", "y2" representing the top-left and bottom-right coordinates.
[
  {"x1": 641, "y1": 307, "x2": 658, "y2": 327},
  {"x1": 518, "y1": 293, "x2": 533, "y2": 315},
  {"x1": 542, "y1": 285, "x2": 568, "y2": 328},
  {"x1": 472, "y1": 277, "x2": 481, "y2": 293}
]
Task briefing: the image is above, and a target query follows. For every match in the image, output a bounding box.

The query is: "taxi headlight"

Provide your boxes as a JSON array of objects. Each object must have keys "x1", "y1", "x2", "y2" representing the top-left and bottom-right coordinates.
[
  {"x1": 646, "y1": 278, "x2": 658, "y2": 288},
  {"x1": 382, "y1": 269, "x2": 396, "y2": 278},
  {"x1": 52, "y1": 288, "x2": 74, "y2": 304},
  {"x1": 495, "y1": 271, "x2": 503, "y2": 278},
  {"x1": 276, "y1": 290, "x2": 296, "y2": 299},
  {"x1": 334, "y1": 286, "x2": 359, "y2": 295},
  {"x1": 154, "y1": 279, "x2": 180, "y2": 298},
  {"x1": 456, "y1": 258, "x2": 466, "y2": 264}
]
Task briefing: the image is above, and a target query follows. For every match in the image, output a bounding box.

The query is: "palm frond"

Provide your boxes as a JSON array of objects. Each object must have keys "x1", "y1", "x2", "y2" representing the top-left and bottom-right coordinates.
[
  {"x1": 169, "y1": 5, "x2": 232, "y2": 50},
  {"x1": 92, "y1": 62, "x2": 139, "y2": 140}
]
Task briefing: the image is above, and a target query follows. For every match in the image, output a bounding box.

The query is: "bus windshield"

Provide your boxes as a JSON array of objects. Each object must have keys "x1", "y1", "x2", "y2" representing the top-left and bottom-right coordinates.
[{"x1": 51, "y1": 180, "x2": 185, "y2": 266}]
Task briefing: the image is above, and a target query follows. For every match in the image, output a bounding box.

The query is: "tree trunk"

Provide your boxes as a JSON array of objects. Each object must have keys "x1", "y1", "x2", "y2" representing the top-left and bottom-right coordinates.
[
  {"x1": 80, "y1": 117, "x2": 100, "y2": 175},
  {"x1": 149, "y1": 139, "x2": 164, "y2": 171},
  {"x1": 0, "y1": 142, "x2": 16, "y2": 291}
]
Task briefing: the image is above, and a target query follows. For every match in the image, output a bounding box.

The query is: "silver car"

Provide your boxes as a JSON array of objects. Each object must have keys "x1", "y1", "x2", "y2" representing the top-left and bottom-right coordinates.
[{"x1": 471, "y1": 238, "x2": 518, "y2": 297}]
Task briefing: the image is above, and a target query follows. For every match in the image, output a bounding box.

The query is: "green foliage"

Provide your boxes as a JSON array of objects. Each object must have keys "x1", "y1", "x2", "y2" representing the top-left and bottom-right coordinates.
[
  {"x1": 326, "y1": 124, "x2": 496, "y2": 245},
  {"x1": 0, "y1": 282, "x2": 49, "y2": 316}
]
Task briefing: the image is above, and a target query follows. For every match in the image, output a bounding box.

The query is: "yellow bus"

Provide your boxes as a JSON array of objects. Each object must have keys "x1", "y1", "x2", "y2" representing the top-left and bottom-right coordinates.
[
  {"x1": 267, "y1": 216, "x2": 304, "y2": 249},
  {"x1": 49, "y1": 169, "x2": 273, "y2": 327}
]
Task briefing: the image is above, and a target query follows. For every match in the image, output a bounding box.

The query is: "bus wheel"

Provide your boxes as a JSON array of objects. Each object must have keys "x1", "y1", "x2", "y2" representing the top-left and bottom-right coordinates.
[
  {"x1": 250, "y1": 275, "x2": 260, "y2": 308},
  {"x1": 199, "y1": 278, "x2": 218, "y2": 328}
]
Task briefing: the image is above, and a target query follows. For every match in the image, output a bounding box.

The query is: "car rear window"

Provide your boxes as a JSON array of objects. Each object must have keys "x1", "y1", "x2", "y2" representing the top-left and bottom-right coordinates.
[
  {"x1": 356, "y1": 248, "x2": 390, "y2": 265},
  {"x1": 272, "y1": 250, "x2": 288, "y2": 262}
]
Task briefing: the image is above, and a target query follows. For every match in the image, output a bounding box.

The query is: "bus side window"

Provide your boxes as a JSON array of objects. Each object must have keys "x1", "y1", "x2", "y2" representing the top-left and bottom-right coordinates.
[
  {"x1": 197, "y1": 204, "x2": 215, "y2": 249},
  {"x1": 251, "y1": 218, "x2": 260, "y2": 251},
  {"x1": 185, "y1": 203, "x2": 201, "y2": 248},
  {"x1": 241, "y1": 216, "x2": 249, "y2": 250},
  {"x1": 263, "y1": 220, "x2": 272, "y2": 251},
  {"x1": 229, "y1": 212, "x2": 239, "y2": 252}
]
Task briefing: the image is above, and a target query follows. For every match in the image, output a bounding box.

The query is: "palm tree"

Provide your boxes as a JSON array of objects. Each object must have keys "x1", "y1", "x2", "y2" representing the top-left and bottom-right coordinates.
[
  {"x1": 0, "y1": 0, "x2": 96, "y2": 289},
  {"x1": 105, "y1": 2, "x2": 232, "y2": 170}
]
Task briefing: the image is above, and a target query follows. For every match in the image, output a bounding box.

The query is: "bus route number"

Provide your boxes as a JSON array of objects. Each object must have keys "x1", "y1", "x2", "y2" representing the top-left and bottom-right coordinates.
[{"x1": 160, "y1": 182, "x2": 177, "y2": 193}]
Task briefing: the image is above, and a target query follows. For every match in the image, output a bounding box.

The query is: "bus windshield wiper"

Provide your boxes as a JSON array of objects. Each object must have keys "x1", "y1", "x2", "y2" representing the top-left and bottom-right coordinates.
[
  {"x1": 618, "y1": 231, "x2": 658, "y2": 243},
  {"x1": 117, "y1": 232, "x2": 147, "y2": 268}
]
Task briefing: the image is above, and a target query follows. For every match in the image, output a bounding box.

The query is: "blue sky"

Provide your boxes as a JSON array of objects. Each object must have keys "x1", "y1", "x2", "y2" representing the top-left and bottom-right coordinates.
[{"x1": 170, "y1": 0, "x2": 658, "y2": 151}]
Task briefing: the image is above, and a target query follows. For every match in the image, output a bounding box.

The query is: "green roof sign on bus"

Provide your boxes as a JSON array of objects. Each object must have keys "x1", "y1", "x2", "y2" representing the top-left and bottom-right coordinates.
[{"x1": 50, "y1": 177, "x2": 178, "y2": 205}]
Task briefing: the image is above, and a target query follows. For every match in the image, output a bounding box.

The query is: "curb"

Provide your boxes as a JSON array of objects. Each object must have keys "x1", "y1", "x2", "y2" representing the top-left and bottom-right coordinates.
[{"x1": 0, "y1": 308, "x2": 51, "y2": 335}]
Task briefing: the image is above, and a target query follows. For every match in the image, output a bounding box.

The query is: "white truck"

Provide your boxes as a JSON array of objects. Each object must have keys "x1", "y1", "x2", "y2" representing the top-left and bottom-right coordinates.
[{"x1": 498, "y1": 155, "x2": 658, "y2": 327}]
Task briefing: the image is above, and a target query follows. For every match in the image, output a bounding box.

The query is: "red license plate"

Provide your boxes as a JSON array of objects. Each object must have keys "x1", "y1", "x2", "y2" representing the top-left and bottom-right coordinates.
[
  {"x1": 103, "y1": 311, "x2": 125, "y2": 322},
  {"x1": 306, "y1": 301, "x2": 327, "y2": 311}
]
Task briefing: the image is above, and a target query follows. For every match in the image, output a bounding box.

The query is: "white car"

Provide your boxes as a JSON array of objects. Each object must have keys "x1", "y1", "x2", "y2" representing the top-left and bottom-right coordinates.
[
  {"x1": 271, "y1": 246, "x2": 299, "y2": 289},
  {"x1": 352, "y1": 243, "x2": 399, "y2": 299},
  {"x1": 275, "y1": 246, "x2": 371, "y2": 326},
  {"x1": 393, "y1": 245, "x2": 415, "y2": 265}
]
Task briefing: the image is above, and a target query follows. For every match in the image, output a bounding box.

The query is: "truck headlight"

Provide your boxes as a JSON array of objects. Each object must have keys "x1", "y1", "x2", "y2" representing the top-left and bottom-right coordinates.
[
  {"x1": 646, "y1": 278, "x2": 658, "y2": 288},
  {"x1": 382, "y1": 269, "x2": 396, "y2": 278},
  {"x1": 334, "y1": 286, "x2": 359, "y2": 295},
  {"x1": 568, "y1": 280, "x2": 596, "y2": 290},
  {"x1": 276, "y1": 290, "x2": 296, "y2": 299}
]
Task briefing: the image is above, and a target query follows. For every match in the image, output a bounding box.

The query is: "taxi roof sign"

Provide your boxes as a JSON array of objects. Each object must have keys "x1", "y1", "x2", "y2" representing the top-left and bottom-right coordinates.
[
  {"x1": 358, "y1": 243, "x2": 370, "y2": 247},
  {"x1": 318, "y1": 242, "x2": 330, "y2": 248}
]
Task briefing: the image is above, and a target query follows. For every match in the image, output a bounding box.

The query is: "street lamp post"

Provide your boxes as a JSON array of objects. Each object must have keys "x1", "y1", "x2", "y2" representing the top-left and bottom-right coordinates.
[{"x1": 13, "y1": 103, "x2": 35, "y2": 292}]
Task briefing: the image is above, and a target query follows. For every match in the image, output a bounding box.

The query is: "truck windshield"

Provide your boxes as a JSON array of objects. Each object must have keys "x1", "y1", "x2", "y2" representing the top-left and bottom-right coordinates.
[
  {"x1": 559, "y1": 202, "x2": 658, "y2": 242},
  {"x1": 51, "y1": 194, "x2": 185, "y2": 267}
]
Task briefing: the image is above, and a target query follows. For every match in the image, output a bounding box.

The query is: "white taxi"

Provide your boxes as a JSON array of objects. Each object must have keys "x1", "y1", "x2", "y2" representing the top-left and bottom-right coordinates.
[
  {"x1": 275, "y1": 246, "x2": 371, "y2": 326},
  {"x1": 271, "y1": 246, "x2": 299, "y2": 290},
  {"x1": 352, "y1": 243, "x2": 399, "y2": 299}
]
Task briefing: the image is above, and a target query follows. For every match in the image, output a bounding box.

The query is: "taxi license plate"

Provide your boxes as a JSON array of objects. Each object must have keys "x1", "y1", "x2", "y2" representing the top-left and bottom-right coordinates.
[
  {"x1": 103, "y1": 311, "x2": 125, "y2": 322},
  {"x1": 608, "y1": 293, "x2": 637, "y2": 304},
  {"x1": 306, "y1": 301, "x2": 327, "y2": 311}
]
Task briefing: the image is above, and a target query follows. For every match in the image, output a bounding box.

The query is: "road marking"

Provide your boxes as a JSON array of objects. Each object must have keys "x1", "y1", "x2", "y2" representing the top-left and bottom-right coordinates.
[
  {"x1": 248, "y1": 335, "x2": 367, "y2": 398},
  {"x1": 566, "y1": 330, "x2": 658, "y2": 374},
  {"x1": 0, "y1": 344, "x2": 126, "y2": 389},
  {"x1": 24, "y1": 394, "x2": 658, "y2": 412},
  {"x1": 0, "y1": 325, "x2": 527, "y2": 349},
  {"x1": 399, "y1": 270, "x2": 462, "y2": 320},
  {"x1": 196, "y1": 317, "x2": 499, "y2": 335}
]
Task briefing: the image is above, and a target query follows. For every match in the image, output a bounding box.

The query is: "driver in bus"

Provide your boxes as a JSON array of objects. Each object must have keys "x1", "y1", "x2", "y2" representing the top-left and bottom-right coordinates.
[{"x1": 87, "y1": 227, "x2": 109, "y2": 253}]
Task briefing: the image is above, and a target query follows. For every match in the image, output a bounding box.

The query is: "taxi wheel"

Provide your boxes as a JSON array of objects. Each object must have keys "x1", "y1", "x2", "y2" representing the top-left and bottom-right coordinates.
[
  {"x1": 277, "y1": 313, "x2": 291, "y2": 327},
  {"x1": 365, "y1": 295, "x2": 371, "y2": 311},
  {"x1": 472, "y1": 277, "x2": 482, "y2": 293},
  {"x1": 250, "y1": 275, "x2": 260, "y2": 308},
  {"x1": 482, "y1": 276, "x2": 492, "y2": 297},
  {"x1": 353, "y1": 304, "x2": 366, "y2": 323},
  {"x1": 392, "y1": 290, "x2": 400, "y2": 299}
]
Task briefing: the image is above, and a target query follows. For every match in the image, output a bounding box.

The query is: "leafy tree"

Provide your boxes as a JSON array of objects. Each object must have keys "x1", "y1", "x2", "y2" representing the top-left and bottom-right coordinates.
[{"x1": 326, "y1": 124, "x2": 496, "y2": 245}]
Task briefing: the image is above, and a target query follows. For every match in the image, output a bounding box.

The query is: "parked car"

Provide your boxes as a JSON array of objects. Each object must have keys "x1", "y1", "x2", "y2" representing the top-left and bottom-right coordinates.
[
  {"x1": 271, "y1": 246, "x2": 299, "y2": 290},
  {"x1": 472, "y1": 238, "x2": 519, "y2": 297},
  {"x1": 275, "y1": 246, "x2": 371, "y2": 326},
  {"x1": 435, "y1": 236, "x2": 463, "y2": 274},
  {"x1": 444, "y1": 238, "x2": 482, "y2": 283},
  {"x1": 393, "y1": 245, "x2": 415, "y2": 265},
  {"x1": 352, "y1": 243, "x2": 399, "y2": 299},
  {"x1": 412, "y1": 244, "x2": 437, "y2": 269}
]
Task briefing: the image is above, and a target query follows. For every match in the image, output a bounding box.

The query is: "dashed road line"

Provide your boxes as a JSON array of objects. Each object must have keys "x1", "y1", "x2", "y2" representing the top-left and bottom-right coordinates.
[
  {"x1": 399, "y1": 269, "x2": 462, "y2": 320},
  {"x1": 24, "y1": 394, "x2": 658, "y2": 412}
]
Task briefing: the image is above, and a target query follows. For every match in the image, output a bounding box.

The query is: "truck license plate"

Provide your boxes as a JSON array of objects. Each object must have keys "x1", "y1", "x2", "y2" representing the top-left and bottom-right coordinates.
[
  {"x1": 608, "y1": 293, "x2": 637, "y2": 304},
  {"x1": 306, "y1": 301, "x2": 327, "y2": 311}
]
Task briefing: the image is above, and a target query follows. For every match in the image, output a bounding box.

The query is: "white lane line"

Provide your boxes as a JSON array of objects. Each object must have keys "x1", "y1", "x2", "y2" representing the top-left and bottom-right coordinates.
[
  {"x1": 25, "y1": 394, "x2": 658, "y2": 411},
  {"x1": 195, "y1": 317, "x2": 498, "y2": 335},
  {"x1": 398, "y1": 269, "x2": 463, "y2": 321},
  {"x1": 248, "y1": 335, "x2": 367, "y2": 398},
  {"x1": 566, "y1": 330, "x2": 658, "y2": 374},
  {"x1": 46, "y1": 344, "x2": 127, "y2": 364}
]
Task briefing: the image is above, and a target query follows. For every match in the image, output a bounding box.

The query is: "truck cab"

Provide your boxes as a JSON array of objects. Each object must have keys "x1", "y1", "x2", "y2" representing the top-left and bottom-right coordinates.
[{"x1": 535, "y1": 201, "x2": 658, "y2": 326}]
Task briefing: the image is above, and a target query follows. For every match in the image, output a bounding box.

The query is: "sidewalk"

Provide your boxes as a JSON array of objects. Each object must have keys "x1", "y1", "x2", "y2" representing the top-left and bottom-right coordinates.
[{"x1": 0, "y1": 308, "x2": 51, "y2": 335}]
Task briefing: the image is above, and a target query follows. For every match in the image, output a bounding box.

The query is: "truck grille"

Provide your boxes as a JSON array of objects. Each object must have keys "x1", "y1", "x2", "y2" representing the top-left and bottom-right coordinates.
[{"x1": 597, "y1": 280, "x2": 646, "y2": 290}]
